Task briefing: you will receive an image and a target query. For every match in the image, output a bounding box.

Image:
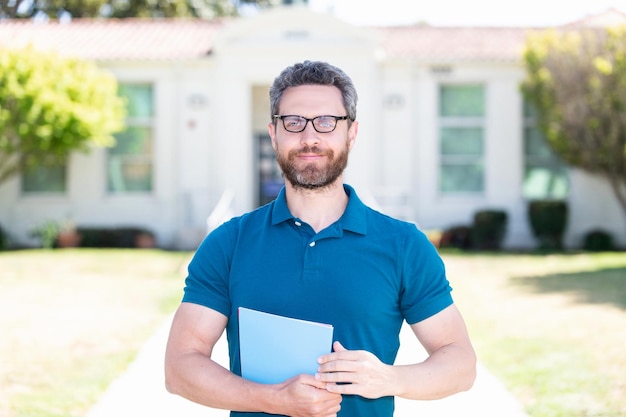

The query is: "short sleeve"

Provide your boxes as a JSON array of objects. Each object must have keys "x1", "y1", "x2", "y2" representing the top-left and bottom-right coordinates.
[
  {"x1": 400, "y1": 226, "x2": 453, "y2": 324},
  {"x1": 182, "y1": 220, "x2": 236, "y2": 317}
]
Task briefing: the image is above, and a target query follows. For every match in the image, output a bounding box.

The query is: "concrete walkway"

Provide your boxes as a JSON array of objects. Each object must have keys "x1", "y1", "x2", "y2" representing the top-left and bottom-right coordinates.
[{"x1": 87, "y1": 315, "x2": 529, "y2": 417}]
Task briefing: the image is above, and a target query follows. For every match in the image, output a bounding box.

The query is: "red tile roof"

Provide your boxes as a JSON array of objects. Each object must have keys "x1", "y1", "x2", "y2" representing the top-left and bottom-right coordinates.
[
  {"x1": 0, "y1": 10, "x2": 620, "y2": 63},
  {"x1": 563, "y1": 8, "x2": 626, "y2": 28},
  {"x1": 0, "y1": 19, "x2": 225, "y2": 60},
  {"x1": 374, "y1": 26, "x2": 532, "y2": 62}
]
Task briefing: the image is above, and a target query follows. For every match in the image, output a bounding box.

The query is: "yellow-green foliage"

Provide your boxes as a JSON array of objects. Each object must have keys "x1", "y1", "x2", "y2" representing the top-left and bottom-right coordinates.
[
  {"x1": 0, "y1": 46, "x2": 126, "y2": 183},
  {"x1": 520, "y1": 27, "x2": 626, "y2": 212}
]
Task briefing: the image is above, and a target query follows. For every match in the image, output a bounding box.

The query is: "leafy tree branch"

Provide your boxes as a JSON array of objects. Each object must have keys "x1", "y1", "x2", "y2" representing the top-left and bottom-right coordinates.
[
  {"x1": 0, "y1": 46, "x2": 126, "y2": 185},
  {"x1": 521, "y1": 27, "x2": 626, "y2": 217}
]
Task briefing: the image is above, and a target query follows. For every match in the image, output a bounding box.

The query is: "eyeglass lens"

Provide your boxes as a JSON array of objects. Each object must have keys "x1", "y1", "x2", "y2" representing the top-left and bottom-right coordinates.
[{"x1": 282, "y1": 116, "x2": 339, "y2": 133}]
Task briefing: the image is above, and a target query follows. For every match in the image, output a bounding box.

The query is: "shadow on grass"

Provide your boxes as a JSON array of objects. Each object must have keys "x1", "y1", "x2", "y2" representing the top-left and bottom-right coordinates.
[{"x1": 510, "y1": 267, "x2": 626, "y2": 311}]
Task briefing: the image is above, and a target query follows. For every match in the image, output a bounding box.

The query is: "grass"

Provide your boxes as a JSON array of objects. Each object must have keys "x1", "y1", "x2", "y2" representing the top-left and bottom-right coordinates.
[
  {"x1": 0, "y1": 249, "x2": 190, "y2": 417},
  {"x1": 0, "y1": 249, "x2": 625, "y2": 417},
  {"x1": 443, "y1": 251, "x2": 626, "y2": 417}
]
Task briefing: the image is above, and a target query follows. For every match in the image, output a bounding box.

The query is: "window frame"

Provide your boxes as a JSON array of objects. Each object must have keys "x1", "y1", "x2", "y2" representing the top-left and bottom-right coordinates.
[
  {"x1": 106, "y1": 83, "x2": 155, "y2": 194},
  {"x1": 20, "y1": 160, "x2": 68, "y2": 195},
  {"x1": 522, "y1": 103, "x2": 569, "y2": 200},
  {"x1": 438, "y1": 83, "x2": 486, "y2": 195}
]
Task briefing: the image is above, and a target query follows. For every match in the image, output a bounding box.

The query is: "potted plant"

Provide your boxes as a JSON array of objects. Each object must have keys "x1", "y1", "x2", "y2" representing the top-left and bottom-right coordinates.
[
  {"x1": 56, "y1": 221, "x2": 82, "y2": 248},
  {"x1": 32, "y1": 220, "x2": 82, "y2": 249}
]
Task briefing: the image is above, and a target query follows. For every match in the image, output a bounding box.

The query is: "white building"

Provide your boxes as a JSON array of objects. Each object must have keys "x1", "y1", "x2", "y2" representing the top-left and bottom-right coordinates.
[{"x1": 0, "y1": 6, "x2": 624, "y2": 249}]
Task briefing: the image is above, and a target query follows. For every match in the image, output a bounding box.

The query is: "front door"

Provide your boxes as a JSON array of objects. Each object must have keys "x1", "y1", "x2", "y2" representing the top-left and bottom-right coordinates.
[{"x1": 257, "y1": 133, "x2": 284, "y2": 206}]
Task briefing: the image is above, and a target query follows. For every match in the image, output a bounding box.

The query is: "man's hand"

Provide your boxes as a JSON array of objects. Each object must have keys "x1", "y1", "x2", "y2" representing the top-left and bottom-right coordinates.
[
  {"x1": 272, "y1": 374, "x2": 342, "y2": 417},
  {"x1": 317, "y1": 306, "x2": 477, "y2": 402},
  {"x1": 315, "y1": 341, "x2": 394, "y2": 399}
]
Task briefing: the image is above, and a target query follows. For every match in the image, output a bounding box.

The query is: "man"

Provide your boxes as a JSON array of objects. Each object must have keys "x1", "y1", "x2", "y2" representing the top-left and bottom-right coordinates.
[{"x1": 165, "y1": 60, "x2": 476, "y2": 417}]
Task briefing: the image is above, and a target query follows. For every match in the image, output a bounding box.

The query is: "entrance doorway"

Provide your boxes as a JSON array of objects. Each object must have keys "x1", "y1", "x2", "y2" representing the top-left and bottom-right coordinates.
[{"x1": 257, "y1": 133, "x2": 284, "y2": 206}]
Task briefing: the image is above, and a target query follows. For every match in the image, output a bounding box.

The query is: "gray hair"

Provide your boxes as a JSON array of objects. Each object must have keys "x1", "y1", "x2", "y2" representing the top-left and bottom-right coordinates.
[{"x1": 269, "y1": 60, "x2": 358, "y2": 122}]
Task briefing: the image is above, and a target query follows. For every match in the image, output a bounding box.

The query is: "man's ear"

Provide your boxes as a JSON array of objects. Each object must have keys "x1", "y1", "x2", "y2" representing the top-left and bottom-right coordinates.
[
  {"x1": 347, "y1": 120, "x2": 359, "y2": 150},
  {"x1": 268, "y1": 122, "x2": 277, "y2": 151}
]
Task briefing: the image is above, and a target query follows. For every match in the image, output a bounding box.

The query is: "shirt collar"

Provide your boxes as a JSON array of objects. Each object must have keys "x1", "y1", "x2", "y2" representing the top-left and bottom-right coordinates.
[{"x1": 271, "y1": 184, "x2": 368, "y2": 235}]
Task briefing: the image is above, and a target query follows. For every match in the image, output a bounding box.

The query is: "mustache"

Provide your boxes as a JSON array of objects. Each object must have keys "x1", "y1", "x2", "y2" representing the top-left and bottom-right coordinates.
[{"x1": 291, "y1": 145, "x2": 329, "y2": 156}]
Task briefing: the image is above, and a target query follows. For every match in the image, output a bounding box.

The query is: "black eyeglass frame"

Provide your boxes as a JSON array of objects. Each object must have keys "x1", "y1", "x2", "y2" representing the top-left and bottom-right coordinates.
[{"x1": 273, "y1": 115, "x2": 350, "y2": 133}]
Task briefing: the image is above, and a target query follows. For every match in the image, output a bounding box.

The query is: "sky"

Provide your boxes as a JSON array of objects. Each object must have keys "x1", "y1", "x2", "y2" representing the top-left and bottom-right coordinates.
[{"x1": 307, "y1": 0, "x2": 626, "y2": 27}]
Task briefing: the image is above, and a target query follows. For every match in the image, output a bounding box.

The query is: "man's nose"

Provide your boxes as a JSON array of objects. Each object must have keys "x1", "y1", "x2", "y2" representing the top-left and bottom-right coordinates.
[{"x1": 299, "y1": 121, "x2": 321, "y2": 145}]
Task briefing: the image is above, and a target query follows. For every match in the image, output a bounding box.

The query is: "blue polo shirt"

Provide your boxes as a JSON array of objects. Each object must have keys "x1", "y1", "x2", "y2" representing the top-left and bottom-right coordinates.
[{"x1": 183, "y1": 184, "x2": 453, "y2": 417}]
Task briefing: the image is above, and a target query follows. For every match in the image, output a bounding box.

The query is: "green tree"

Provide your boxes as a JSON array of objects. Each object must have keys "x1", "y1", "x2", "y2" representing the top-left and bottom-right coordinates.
[
  {"x1": 521, "y1": 27, "x2": 626, "y2": 222},
  {"x1": 0, "y1": 0, "x2": 285, "y2": 19},
  {"x1": 103, "y1": 0, "x2": 236, "y2": 19},
  {"x1": 0, "y1": 46, "x2": 126, "y2": 185}
]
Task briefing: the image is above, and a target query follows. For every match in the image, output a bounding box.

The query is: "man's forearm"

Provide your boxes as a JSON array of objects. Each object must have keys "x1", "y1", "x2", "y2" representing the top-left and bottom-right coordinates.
[
  {"x1": 392, "y1": 342, "x2": 477, "y2": 400},
  {"x1": 165, "y1": 352, "x2": 274, "y2": 413},
  {"x1": 166, "y1": 352, "x2": 343, "y2": 416},
  {"x1": 319, "y1": 339, "x2": 476, "y2": 400}
]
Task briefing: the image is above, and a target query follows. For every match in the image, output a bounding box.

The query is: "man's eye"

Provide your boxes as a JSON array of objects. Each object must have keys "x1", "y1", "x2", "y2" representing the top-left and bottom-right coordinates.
[
  {"x1": 286, "y1": 118, "x2": 302, "y2": 127},
  {"x1": 317, "y1": 118, "x2": 333, "y2": 127}
]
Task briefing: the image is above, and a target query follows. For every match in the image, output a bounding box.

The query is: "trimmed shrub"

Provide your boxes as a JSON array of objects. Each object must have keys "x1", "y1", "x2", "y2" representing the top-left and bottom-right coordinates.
[
  {"x1": 471, "y1": 209, "x2": 508, "y2": 251},
  {"x1": 76, "y1": 227, "x2": 155, "y2": 248},
  {"x1": 0, "y1": 224, "x2": 8, "y2": 250},
  {"x1": 439, "y1": 225, "x2": 473, "y2": 250},
  {"x1": 583, "y1": 229, "x2": 614, "y2": 252},
  {"x1": 528, "y1": 200, "x2": 568, "y2": 250}
]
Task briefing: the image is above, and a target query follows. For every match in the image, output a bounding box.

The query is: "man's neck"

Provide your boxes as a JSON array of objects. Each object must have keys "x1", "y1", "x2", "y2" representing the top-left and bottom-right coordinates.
[{"x1": 285, "y1": 180, "x2": 348, "y2": 233}]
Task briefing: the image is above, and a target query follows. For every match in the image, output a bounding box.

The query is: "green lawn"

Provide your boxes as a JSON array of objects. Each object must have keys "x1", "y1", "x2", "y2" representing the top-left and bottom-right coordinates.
[
  {"x1": 444, "y1": 252, "x2": 626, "y2": 417},
  {"x1": 0, "y1": 249, "x2": 190, "y2": 417},
  {"x1": 0, "y1": 249, "x2": 625, "y2": 417}
]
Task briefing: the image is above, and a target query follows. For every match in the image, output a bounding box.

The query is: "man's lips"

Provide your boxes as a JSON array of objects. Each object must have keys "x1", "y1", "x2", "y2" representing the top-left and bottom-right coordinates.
[
  {"x1": 297, "y1": 153, "x2": 325, "y2": 159},
  {"x1": 293, "y1": 150, "x2": 327, "y2": 161}
]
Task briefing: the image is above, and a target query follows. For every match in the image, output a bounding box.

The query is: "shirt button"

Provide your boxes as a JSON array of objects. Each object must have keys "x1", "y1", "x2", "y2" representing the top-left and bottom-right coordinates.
[
  {"x1": 309, "y1": 241, "x2": 316, "y2": 247},
  {"x1": 295, "y1": 221, "x2": 302, "y2": 226}
]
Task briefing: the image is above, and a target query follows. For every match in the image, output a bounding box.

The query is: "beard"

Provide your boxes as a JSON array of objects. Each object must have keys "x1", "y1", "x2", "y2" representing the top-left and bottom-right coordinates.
[{"x1": 275, "y1": 141, "x2": 349, "y2": 190}]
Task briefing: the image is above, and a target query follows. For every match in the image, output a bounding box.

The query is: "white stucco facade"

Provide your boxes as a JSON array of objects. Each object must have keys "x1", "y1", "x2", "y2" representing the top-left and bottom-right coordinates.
[{"x1": 0, "y1": 7, "x2": 624, "y2": 250}]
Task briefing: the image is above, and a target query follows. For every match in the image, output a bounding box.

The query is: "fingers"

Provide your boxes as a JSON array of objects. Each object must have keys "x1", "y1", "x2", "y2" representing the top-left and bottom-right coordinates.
[
  {"x1": 316, "y1": 369, "x2": 356, "y2": 383},
  {"x1": 298, "y1": 373, "x2": 333, "y2": 390},
  {"x1": 314, "y1": 342, "x2": 392, "y2": 399},
  {"x1": 318, "y1": 341, "x2": 360, "y2": 365},
  {"x1": 316, "y1": 342, "x2": 361, "y2": 386},
  {"x1": 279, "y1": 374, "x2": 342, "y2": 417},
  {"x1": 318, "y1": 342, "x2": 370, "y2": 371},
  {"x1": 333, "y1": 340, "x2": 346, "y2": 352}
]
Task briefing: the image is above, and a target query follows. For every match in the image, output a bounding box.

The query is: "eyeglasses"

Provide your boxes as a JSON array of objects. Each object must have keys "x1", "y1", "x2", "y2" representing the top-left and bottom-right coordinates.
[{"x1": 273, "y1": 115, "x2": 349, "y2": 133}]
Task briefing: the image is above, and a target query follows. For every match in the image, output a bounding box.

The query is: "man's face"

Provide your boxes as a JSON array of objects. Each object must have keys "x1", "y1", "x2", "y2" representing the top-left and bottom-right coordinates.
[{"x1": 268, "y1": 85, "x2": 358, "y2": 190}]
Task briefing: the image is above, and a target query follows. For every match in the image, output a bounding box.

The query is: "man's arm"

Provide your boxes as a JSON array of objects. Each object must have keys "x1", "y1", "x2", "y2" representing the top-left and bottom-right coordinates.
[
  {"x1": 316, "y1": 304, "x2": 476, "y2": 400},
  {"x1": 164, "y1": 302, "x2": 342, "y2": 417}
]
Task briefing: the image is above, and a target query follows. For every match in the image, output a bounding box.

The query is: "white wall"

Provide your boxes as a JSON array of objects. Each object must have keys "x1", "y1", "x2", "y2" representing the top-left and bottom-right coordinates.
[
  {"x1": 407, "y1": 63, "x2": 525, "y2": 232},
  {"x1": 568, "y1": 169, "x2": 626, "y2": 248}
]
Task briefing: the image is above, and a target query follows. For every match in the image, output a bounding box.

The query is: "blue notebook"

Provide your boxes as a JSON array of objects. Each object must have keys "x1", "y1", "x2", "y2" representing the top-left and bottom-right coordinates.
[{"x1": 238, "y1": 307, "x2": 334, "y2": 384}]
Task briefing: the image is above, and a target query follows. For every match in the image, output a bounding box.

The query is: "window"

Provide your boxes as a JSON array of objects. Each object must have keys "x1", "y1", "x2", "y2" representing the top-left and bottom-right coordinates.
[
  {"x1": 522, "y1": 102, "x2": 568, "y2": 199},
  {"x1": 439, "y1": 84, "x2": 485, "y2": 193},
  {"x1": 21, "y1": 163, "x2": 67, "y2": 193},
  {"x1": 107, "y1": 84, "x2": 154, "y2": 193}
]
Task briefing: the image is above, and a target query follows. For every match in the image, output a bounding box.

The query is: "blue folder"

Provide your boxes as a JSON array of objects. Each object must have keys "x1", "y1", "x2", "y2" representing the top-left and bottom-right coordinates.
[{"x1": 238, "y1": 307, "x2": 334, "y2": 384}]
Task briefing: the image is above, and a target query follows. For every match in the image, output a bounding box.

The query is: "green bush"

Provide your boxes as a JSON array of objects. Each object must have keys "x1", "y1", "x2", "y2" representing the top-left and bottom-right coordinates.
[
  {"x1": 528, "y1": 200, "x2": 568, "y2": 250},
  {"x1": 439, "y1": 225, "x2": 473, "y2": 250},
  {"x1": 0, "y1": 224, "x2": 9, "y2": 250},
  {"x1": 471, "y1": 209, "x2": 508, "y2": 250},
  {"x1": 31, "y1": 220, "x2": 61, "y2": 249},
  {"x1": 583, "y1": 229, "x2": 614, "y2": 252},
  {"x1": 77, "y1": 227, "x2": 155, "y2": 248}
]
